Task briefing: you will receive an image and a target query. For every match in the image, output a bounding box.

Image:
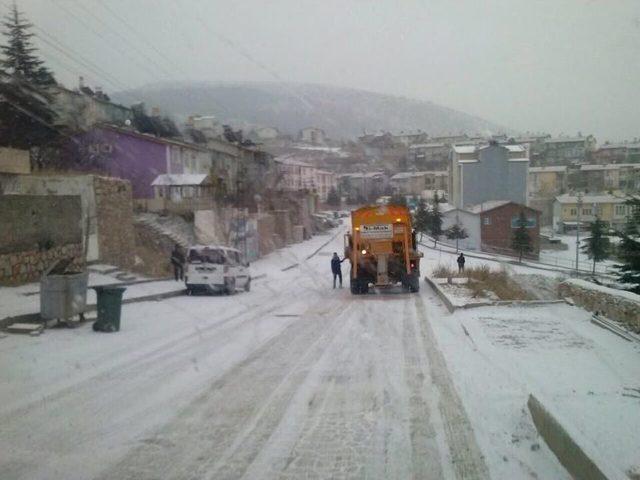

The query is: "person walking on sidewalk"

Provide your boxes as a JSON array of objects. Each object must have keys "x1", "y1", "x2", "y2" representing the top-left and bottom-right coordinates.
[
  {"x1": 331, "y1": 252, "x2": 346, "y2": 288},
  {"x1": 171, "y1": 244, "x2": 185, "y2": 281},
  {"x1": 457, "y1": 252, "x2": 466, "y2": 273}
]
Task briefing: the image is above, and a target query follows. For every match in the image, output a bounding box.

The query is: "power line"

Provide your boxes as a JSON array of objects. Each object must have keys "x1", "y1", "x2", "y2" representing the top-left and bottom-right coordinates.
[
  {"x1": 0, "y1": 0, "x2": 137, "y2": 101},
  {"x1": 53, "y1": 0, "x2": 165, "y2": 81},
  {"x1": 69, "y1": 0, "x2": 177, "y2": 80},
  {"x1": 95, "y1": 0, "x2": 184, "y2": 75}
]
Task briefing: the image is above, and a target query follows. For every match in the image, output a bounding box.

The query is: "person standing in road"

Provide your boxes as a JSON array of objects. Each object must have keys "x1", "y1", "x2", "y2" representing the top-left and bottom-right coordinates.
[
  {"x1": 171, "y1": 244, "x2": 185, "y2": 281},
  {"x1": 331, "y1": 252, "x2": 346, "y2": 288},
  {"x1": 457, "y1": 252, "x2": 466, "y2": 273}
]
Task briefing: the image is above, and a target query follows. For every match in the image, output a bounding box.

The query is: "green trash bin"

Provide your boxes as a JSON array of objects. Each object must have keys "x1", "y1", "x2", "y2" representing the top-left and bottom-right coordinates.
[{"x1": 92, "y1": 286, "x2": 126, "y2": 332}]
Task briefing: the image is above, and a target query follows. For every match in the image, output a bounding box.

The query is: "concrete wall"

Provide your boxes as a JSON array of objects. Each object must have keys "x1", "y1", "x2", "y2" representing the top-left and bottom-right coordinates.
[
  {"x1": 559, "y1": 279, "x2": 640, "y2": 332},
  {"x1": 0, "y1": 174, "x2": 136, "y2": 268},
  {"x1": 441, "y1": 209, "x2": 481, "y2": 250},
  {"x1": 0, "y1": 195, "x2": 82, "y2": 254},
  {"x1": 256, "y1": 213, "x2": 276, "y2": 256},
  {"x1": 273, "y1": 210, "x2": 293, "y2": 246},
  {"x1": 0, "y1": 174, "x2": 99, "y2": 261},
  {"x1": 93, "y1": 176, "x2": 135, "y2": 268},
  {"x1": 0, "y1": 195, "x2": 83, "y2": 284},
  {"x1": 0, "y1": 147, "x2": 30, "y2": 174},
  {"x1": 527, "y1": 395, "x2": 610, "y2": 480}
]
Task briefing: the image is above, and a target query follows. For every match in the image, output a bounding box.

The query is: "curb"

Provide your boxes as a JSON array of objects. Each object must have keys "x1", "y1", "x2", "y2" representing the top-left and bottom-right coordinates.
[
  {"x1": 424, "y1": 276, "x2": 566, "y2": 312},
  {"x1": 1, "y1": 288, "x2": 186, "y2": 330},
  {"x1": 424, "y1": 276, "x2": 456, "y2": 313},
  {"x1": 527, "y1": 394, "x2": 611, "y2": 480}
]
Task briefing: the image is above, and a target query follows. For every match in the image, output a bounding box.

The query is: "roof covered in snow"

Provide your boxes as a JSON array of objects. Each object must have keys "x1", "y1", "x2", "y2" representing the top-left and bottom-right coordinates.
[
  {"x1": 151, "y1": 174, "x2": 210, "y2": 186},
  {"x1": 554, "y1": 193, "x2": 628, "y2": 204},
  {"x1": 529, "y1": 166, "x2": 568, "y2": 173}
]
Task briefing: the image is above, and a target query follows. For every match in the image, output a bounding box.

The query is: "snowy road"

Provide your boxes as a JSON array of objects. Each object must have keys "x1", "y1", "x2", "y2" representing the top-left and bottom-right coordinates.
[{"x1": 0, "y1": 229, "x2": 491, "y2": 480}]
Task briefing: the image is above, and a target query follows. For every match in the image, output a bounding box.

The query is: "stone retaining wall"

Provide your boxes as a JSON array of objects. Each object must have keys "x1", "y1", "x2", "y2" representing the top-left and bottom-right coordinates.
[
  {"x1": 0, "y1": 243, "x2": 83, "y2": 285},
  {"x1": 94, "y1": 176, "x2": 135, "y2": 268},
  {"x1": 559, "y1": 279, "x2": 640, "y2": 332}
]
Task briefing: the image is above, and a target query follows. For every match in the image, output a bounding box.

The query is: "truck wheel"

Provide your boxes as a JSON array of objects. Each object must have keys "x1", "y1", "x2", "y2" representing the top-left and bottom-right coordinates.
[
  {"x1": 409, "y1": 275, "x2": 420, "y2": 293},
  {"x1": 350, "y1": 278, "x2": 360, "y2": 295},
  {"x1": 244, "y1": 278, "x2": 251, "y2": 292}
]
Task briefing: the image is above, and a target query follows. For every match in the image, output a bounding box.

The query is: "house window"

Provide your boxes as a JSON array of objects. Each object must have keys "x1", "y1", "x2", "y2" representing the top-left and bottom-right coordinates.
[
  {"x1": 615, "y1": 205, "x2": 626, "y2": 216},
  {"x1": 582, "y1": 208, "x2": 592, "y2": 216},
  {"x1": 483, "y1": 217, "x2": 491, "y2": 225},
  {"x1": 511, "y1": 216, "x2": 537, "y2": 228},
  {"x1": 570, "y1": 208, "x2": 577, "y2": 216}
]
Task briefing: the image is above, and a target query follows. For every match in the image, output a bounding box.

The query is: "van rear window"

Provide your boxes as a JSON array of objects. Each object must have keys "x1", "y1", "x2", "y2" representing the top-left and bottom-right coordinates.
[{"x1": 188, "y1": 248, "x2": 226, "y2": 264}]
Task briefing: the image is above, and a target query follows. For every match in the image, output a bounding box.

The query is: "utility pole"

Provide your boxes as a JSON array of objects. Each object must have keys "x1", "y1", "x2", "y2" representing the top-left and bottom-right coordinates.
[{"x1": 575, "y1": 192, "x2": 583, "y2": 272}]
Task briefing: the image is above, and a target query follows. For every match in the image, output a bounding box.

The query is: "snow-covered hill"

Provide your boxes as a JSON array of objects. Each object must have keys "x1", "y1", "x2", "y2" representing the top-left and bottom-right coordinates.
[{"x1": 113, "y1": 81, "x2": 506, "y2": 140}]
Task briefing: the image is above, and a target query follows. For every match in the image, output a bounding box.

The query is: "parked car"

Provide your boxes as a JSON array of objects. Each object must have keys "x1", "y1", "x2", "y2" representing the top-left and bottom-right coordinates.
[{"x1": 184, "y1": 245, "x2": 251, "y2": 295}]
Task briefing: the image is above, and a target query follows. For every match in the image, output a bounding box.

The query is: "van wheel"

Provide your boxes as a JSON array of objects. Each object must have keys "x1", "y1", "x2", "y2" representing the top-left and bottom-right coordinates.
[
  {"x1": 225, "y1": 278, "x2": 236, "y2": 295},
  {"x1": 244, "y1": 278, "x2": 251, "y2": 292}
]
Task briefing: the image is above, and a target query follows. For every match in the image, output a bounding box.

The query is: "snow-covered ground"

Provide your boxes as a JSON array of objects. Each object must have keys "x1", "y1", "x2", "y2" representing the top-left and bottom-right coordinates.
[{"x1": 1, "y1": 226, "x2": 638, "y2": 479}]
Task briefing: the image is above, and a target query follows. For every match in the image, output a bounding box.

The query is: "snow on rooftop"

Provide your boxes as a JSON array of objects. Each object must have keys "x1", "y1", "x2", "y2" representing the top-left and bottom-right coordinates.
[
  {"x1": 391, "y1": 171, "x2": 446, "y2": 180},
  {"x1": 151, "y1": 174, "x2": 209, "y2": 186},
  {"x1": 529, "y1": 166, "x2": 568, "y2": 173},
  {"x1": 453, "y1": 145, "x2": 477, "y2": 154},
  {"x1": 468, "y1": 200, "x2": 512, "y2": 213},
  {"x1": 554, "y1": 193, "x2": 628, "y2": 204},
  {"x1": 409, "y1": 143, "x2": 447, "y2": 149}
]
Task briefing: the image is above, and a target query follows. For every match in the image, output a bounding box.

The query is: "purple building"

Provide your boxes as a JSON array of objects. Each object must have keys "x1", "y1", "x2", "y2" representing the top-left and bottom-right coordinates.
[{"x1": 68, "y1": 125, "x2": 211, "y2": 199}]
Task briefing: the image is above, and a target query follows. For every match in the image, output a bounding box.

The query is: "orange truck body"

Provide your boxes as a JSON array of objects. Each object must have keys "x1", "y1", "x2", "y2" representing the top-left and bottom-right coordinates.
[{"x1": 345, "y1": 205, "x2": 422, "y2": 294}]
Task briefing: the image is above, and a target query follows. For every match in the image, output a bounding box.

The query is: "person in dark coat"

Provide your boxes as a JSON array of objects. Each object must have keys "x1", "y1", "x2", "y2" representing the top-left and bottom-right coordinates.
[
  {"x1": 457, "y1": 252, "x2": 466, "y2": 273},
  {"x1": 331, "y1": 252, "x2": 346, "y2": 288},
  {"x1": 171, "y1": 244, "x2": 185, "y2": 281}
]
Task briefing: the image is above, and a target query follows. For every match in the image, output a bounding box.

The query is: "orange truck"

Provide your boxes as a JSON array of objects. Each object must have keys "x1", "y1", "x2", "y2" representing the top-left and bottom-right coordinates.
[{"x1": 344, "y1": 205, "x2": 422, "y2": 294}]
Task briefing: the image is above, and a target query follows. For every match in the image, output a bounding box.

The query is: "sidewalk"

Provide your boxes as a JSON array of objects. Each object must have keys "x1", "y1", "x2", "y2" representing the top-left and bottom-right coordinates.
[{"x1": 0, "y1": 272, "x2": 185, "y2": 327}]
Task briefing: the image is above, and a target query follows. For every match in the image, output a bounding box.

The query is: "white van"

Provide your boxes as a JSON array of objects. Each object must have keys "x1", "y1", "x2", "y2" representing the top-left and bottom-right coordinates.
[{"x1": 184, "y1": 245, "x2": 251, "y2": 295}]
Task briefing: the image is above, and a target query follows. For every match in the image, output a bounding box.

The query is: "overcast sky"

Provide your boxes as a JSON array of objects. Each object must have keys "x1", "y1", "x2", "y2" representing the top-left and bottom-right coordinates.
[{"x1": 10, "y1": 0, "x2": 640, "y2": 141}]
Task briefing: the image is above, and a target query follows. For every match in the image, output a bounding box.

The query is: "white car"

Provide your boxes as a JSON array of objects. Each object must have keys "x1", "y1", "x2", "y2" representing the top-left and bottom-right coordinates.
[{"x1": 184, "y1": 245, "x2": 251, "y2": 295}]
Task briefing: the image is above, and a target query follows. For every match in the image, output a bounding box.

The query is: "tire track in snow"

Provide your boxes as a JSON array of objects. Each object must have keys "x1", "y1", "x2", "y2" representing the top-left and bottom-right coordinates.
[
  {"x1": 96, "y1": 296, "x2": 354, "y2": 480},
  {"x1": 414, "y1": 294, "x2": 491, "y2": 479}
]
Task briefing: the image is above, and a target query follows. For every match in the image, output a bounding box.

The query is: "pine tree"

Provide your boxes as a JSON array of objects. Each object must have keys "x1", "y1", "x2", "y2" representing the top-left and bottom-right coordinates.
[
  {"x1": 413, "y1": 197, "x2": 430, "y2": 240},
  {"x1": 616, "y1": 199, "x2": 640, "y2": 293},
  {"x1": 0, "y1": 72, "x2": 57, "y2": 148},
  {"x1": 445, "y1": 222, "x2": 468, "y2": 252},
  {"x1": 326, "y1": 187, "x2": 340, "y2": 207},
  {"x1": 1, "y1": 3, "x2": 55, "y2": 85},
  {"x1": 511, "y1": 211, "x2": 532, "y2": 262},
  {"x1": 581, "y1": 217, "x2": 610, "y2": 274},
  {"x1": 427, "y1": 191, "x2": 443, "y2": 246}
]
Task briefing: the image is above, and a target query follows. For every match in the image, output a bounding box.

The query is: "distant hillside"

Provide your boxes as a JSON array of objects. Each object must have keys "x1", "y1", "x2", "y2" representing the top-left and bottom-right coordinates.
[{"x1": 113, "y1": 81, "x2": 505, "y2": 140}]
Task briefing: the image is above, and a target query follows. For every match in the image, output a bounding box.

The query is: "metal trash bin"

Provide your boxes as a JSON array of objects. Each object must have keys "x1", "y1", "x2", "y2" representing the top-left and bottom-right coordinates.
[
  {"x1": 40, "y1": 267, "x2": 88, "y2": 324},
  {"x1": 92, "y1": 286, "x2": 126, "y2": 332}
]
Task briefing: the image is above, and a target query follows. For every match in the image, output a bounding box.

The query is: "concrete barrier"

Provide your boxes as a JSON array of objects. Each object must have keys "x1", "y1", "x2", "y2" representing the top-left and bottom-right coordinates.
[
  {"x1": 527, "y1": 394, "x2": 610, "y2": 480},
  {"x1": 424, "y1": 276, "x2": 456, "y2": 313}
]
